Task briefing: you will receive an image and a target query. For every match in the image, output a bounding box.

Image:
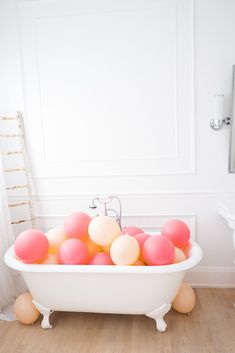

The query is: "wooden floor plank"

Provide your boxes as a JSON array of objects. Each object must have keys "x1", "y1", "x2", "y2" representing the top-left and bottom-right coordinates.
[{"x1": 0, "y1": 289, "x2": 235, "y2": 353}]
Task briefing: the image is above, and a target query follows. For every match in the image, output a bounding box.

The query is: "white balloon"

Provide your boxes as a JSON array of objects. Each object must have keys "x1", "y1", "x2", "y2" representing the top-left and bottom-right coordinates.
[
  {"x1": 88, "y1": 216, "x2": 121, "y2": 246},
  {"x1": 46, "y1": 227, "x2": 67, "y2": 253}
]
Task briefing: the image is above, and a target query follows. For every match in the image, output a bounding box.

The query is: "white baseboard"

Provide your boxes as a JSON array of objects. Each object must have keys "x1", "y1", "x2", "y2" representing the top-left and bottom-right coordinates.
[{"x1": 186, "y1": 266, "x2": 235, "y2": 288}]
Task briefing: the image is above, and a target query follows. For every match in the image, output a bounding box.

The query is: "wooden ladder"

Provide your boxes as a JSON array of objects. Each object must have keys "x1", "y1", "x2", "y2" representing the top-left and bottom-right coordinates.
[{"x1": 0, "y1": 111, "x2": 37, "y2": 228}]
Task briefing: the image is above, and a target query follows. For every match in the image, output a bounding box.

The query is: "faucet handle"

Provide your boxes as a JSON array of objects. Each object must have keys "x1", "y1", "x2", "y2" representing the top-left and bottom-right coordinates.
[
  {"x1": 88, "y1": 195, "x2": 122, "y2": 228},
  {"x1": 89, "y1": 199, "x2": 98, "y2": 210},
  {"x1": 97, "y1": 195, "x2": 113, "y2": 205}
]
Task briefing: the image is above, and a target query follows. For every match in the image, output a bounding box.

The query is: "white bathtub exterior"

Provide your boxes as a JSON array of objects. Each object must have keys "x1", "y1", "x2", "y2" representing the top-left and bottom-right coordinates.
[{"x1": 5, "y1": 242, "x2": 202, "y2": 317}]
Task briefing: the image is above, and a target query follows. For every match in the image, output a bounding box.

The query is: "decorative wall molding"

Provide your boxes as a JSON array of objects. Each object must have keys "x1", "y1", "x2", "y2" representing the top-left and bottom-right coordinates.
[
  {"x1": 8, "y1": 191, "x2": 235, "y2": 201},
  {"x1": 18, "y1": 0, "x2": 195, "y2": 177},
  {"x1": 187, "y1": 266, "x2": 235, "y2": 288}
]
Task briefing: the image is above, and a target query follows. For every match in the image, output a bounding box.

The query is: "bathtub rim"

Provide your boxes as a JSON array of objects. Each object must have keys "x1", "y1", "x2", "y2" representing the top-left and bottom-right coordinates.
[{"x1": 4, "y1": 241, "x2": 202, "y2": 274}]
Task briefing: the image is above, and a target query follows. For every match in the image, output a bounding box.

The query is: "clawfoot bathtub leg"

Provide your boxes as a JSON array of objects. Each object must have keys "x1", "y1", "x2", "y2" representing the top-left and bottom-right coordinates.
[
  {"x1": 146, "y1": 303, "x2": 171, "y2": 332},
  {"x1": 32, "y1": 300, "x2": 53, "y2": 329}
]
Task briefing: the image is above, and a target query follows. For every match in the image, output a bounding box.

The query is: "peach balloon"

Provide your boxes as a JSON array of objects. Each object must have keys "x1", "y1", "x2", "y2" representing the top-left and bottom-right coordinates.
[
  {"x1": 110, "y1": 235, "x2": 140, "y2": 265},
  {"x1": 89, "y1": 252, "x2": 114, "y2": 265},
  {"x1": 14, "y1": 293, "x2": 40, "y2": 324},
  {"x1": 180, "y1": 243, "x2": 191, "y2": 258},
  {"x1": 174, "y1": 247, "x2": 186, "y2": 264},
  {"x1": 134, "y1": 233, "x2": 150, "y2": 262},
  {"x1": 14, "y1": 229, "x2": 49, "y2": 264},
  {"x1": 143, "y1": 235, "x2": 174, "y2": 266},
  {"x1": 59, "y1": 238, "x2": 89, "y2": 265},
  {"x1": 46, "y1": 228, "x2": 67, "y2": 254},
  {"x1": 84, "y1": 237, "x2": 102, "y2": 257},
  {"x1": 122, "y1": 226, "x2": 143, "y2": 236},
  {"x1": 135, "y1": 260, "x2": 145, "y2": 266},
  {"x1": 161, "y1": 220, "x2": 190, "y2": 247},
  {"x1": 88, "y1": 216, "x2": 122, "y2": 246},
  {"x1": 40, "y1": 253, "x2": 59, "y2": 264},
  {"x1": 64, "y1": 212, "x2": 91, "y2": 239},
  {"x1": 102, "y1": 244, "x2": 111, "y2": 253},
  {"x1": 172, "y1": 282, "x2": 195, "y2": 314}
]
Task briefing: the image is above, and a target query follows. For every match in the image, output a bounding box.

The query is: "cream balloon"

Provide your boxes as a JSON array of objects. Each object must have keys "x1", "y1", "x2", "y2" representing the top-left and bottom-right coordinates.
[
  {"x1": 172, "y1": 282, "x2": 195, "y2": 314},
  {"x1": 14, "y1": 293, "x2": 40, "y2": 324},
  {"x1": 110, "y1": 235, "x2": 140, "y2": 265},
  {"x1": 88, "y1": 216, "x2": 121, "y2": 246},
  {"x1": 174, "y1": 247, "x2": 186, "y2": 264},
  {"x1": 40, "y1": 253, "x2": 59, "y2": 264},
  {"x1": 46, "y1": 228, "x2": 67, "y2": 254}
]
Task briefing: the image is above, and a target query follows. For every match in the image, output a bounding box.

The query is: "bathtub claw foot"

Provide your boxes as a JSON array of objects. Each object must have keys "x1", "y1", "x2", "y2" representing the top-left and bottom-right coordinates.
[
  {"x1": 32, "y1": 300, "x2": 53, "y2": 329},
  {"x1": 146, "y1": 303, "x2": 171, "y2": 332}
]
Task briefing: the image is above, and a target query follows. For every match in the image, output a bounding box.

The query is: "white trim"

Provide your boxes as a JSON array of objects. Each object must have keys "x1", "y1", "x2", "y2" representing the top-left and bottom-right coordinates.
[
  {"x1": 36, "y1": 213, "x2": 196, "y2": 219},
  {"x1": 190, "y1": 266, "x2": 235, "y2": 273},
  {"x1": 191, "y1": 284, "x2": 235, "y2": 288},
  {"x1": 186, "y1": 266, "x2": 235, "y2": 288},
  {"x1": 7, "y1": 191, "x2": 235, "y2": 201}
]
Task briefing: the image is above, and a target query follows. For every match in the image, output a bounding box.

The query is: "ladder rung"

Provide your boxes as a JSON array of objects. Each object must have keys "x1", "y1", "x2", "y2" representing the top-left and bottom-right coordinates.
[
  {"x1": 0, "y1": 151, "x2": 22, "y2": 155},
  {"x1": 11, "y1": 218, "x2": 35, "y2": 225},
  {"x1": 0, "y1": 134, "x2": 21, "y2": 138},
  {"x1": 4, "y1": 168, "x2": 26, "y2": 173},
  {"x1": 0, "y1": 116, "x2": 18, "y2": 120},
  {"x1": 8, "y1": 201, "x2": 30, "y2": 208},
  {"x1": 6, "y1": 185, "x2": 27, "y2": 190}
]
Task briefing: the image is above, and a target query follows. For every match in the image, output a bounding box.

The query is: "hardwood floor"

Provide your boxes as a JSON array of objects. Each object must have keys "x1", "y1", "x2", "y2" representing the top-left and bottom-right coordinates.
[{"x1": 1, "y1": 289, "x2": 235, "y2": 353}]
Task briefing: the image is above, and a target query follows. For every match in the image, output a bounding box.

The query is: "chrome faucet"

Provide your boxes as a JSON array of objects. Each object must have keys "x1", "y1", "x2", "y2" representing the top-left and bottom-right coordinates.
[{"x1": 89, "y1": 195, "x2": 122, "y2": 229}]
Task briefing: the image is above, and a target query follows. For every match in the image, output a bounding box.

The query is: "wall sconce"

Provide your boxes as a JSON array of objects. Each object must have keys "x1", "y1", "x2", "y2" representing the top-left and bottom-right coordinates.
[{"x1": 210, "y1": 94, "x2": 230, "y2": 130}]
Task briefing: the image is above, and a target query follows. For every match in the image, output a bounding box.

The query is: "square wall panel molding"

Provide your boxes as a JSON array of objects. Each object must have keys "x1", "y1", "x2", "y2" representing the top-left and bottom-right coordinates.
[{"x1": 18, "y1": 0, "x2": 194, "y2": 177}]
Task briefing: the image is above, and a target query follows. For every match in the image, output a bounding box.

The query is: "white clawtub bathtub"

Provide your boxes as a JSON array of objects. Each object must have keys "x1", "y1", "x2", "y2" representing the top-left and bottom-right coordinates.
[{"x1": 4, "y1": 241, "x2": 202, "y2": 332}]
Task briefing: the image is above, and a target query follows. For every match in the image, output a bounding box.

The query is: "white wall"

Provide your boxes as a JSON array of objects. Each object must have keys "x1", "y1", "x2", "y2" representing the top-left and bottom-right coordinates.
[{"x1": 1, "y1": 0, "x2": 235, "y2": 287}]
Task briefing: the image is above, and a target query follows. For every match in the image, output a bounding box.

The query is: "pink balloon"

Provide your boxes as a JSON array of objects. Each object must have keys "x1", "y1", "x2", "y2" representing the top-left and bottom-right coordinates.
[
  {"x1": 14, "y1": 230, "x2": 49, "y2": 264},
  {"x1": 59, "y1": 239, "x2": 89, "y2": 265},
  {"x1": 143, "y1": 235, "x2": 175, "y2": 266},
  {"x1": 134, "y1": 233, "x2": 150, "y2": 262},
  {"x1": 122, "y1": 226, "x2": 143, "y2": 236},
  {"x1": 89, "y1": 252, "x2": 114, "y2": 265},
  {"x1": 64, "y1": 212, "x2": 91, "y2": 239},
  {"x1": 161, "y1": 220, "x2": 190, "y2": 247}
]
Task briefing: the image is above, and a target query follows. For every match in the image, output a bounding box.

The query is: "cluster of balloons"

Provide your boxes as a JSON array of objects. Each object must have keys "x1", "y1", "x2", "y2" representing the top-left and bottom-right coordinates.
[{"x1": 14, "y1": 213, "x2": 191, "y2": 266}]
